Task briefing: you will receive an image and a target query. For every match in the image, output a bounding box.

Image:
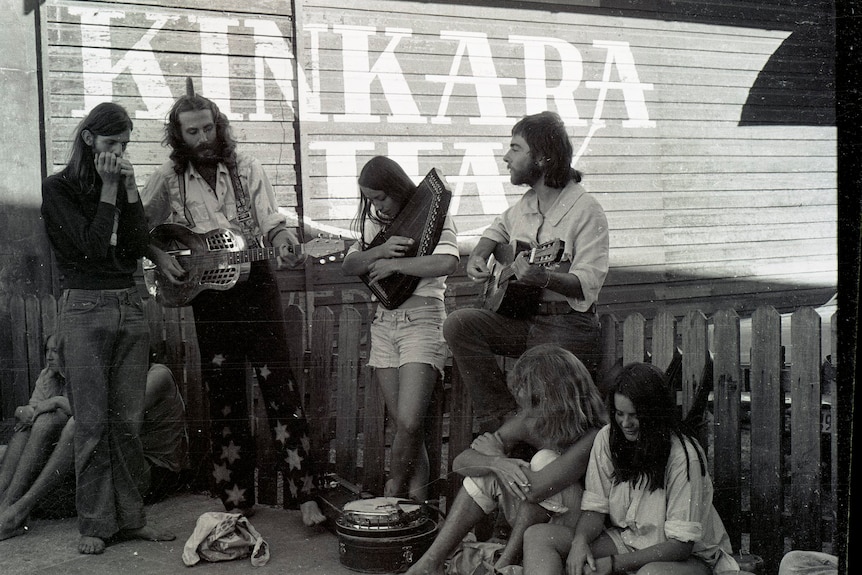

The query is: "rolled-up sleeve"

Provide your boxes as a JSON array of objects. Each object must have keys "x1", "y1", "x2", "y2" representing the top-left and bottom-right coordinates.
[
  {"x1": 663, "y1": 439, "x2": 709, "y2": 543},
  {"x1": 581, "y1": 425, "x2": 614, "y2": 514},
  {"x1": 565, "y1": 197, "x2": 609, "y2": 308}
]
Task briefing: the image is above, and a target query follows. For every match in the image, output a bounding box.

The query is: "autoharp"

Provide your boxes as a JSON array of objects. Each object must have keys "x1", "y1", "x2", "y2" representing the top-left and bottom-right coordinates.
[{"x1": 359, "y1": 168, "x2": 452, "y2": 309}]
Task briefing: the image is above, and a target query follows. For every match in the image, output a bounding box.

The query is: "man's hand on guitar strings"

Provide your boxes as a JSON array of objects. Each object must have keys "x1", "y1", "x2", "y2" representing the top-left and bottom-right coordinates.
[
  {"x1": 512, "y1": 251, "x2": 549, "y2": 286},
  {"x1": 152, "y1": 247, "x2": 188, "y2": 284},
  {"x1": 465, "y1": 255, "x2": 490, "y2": 282}
]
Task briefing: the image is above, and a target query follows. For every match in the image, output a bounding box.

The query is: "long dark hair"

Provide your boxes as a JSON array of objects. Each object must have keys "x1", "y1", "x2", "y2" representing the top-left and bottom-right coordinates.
[
  {"x1": 351, "y1": 156, "x2": 417, "y2": 248},
  {"x1": 512, "y1": 111, "x2": 582, "y2": 188},
  {"x1": 60, "y1": 102, "x2": 133, "y2": 192},
  {"x1": 164, "y1": 78, "x2": 237, "y2": 174},
  {"x1": 607, "y1": 362, "x2": 706, "y2": 492}
]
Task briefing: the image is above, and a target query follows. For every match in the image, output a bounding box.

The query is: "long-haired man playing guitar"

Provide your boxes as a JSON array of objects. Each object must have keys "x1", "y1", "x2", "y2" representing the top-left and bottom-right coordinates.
[
  {"x1": 444, "y1": 111, "x2": 609, "y2": 433},
  {"x1": 141, "y1": 80, "x2": 325, "y2": 525}
]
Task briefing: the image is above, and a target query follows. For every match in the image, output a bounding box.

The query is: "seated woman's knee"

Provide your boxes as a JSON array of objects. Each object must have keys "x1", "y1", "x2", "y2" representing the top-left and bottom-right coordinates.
[{"x1": 30, "y1": 411, "x2": 68, "y2": 435}]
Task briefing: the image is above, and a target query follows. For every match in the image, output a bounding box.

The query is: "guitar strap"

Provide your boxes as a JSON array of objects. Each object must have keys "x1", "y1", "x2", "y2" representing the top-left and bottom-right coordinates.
[{"x1": 228, "y1": 166, "x2": 263, "y2": 248}]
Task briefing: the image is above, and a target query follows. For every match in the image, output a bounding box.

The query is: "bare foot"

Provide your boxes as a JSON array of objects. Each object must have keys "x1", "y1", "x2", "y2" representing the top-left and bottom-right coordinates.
[
  {"x1": 78, "y1": 535, "x2": 106, "y2": 554},
  {"x1": 0, "y1": 503, "x2": 27, "y2": 541},
  {"x1": 118, "y1": 524, "x2": 176, "y2": 542},
  {"x1": 300, "y1": 500, "x2": 326, "y2": 526}
]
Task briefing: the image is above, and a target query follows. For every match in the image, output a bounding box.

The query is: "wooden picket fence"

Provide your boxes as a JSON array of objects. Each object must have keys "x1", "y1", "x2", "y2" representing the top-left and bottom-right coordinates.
[{"x1": 0, "y1": 293, "x2": 839, "y2": 574}]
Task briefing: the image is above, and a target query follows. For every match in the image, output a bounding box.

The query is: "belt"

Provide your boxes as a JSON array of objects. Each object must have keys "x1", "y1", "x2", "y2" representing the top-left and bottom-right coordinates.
[{"x1": 533, "y1": 301, "x2": 596, "y2": 316}]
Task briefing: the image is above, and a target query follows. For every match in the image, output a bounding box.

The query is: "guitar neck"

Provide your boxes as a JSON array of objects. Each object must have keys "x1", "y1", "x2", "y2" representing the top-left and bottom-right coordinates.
[{"x1": 220, "y1": 243, "x2": 302, "y2": 265}]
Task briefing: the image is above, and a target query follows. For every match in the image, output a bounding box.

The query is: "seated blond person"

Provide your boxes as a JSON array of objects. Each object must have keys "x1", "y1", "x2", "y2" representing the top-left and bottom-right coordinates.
[
  {"x1": 405, "y1": 345, "x2": 607, "y2": 575},
  {"x1": 0, "y1": 334, "x2": 70, "y2": 515},
  {"x1": 0, "y1": 347, "x2": 187, "y2": 541}
]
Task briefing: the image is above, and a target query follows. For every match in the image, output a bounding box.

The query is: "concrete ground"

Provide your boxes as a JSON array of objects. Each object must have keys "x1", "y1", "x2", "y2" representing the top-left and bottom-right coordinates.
[{"x1": 1, "y1": 492, "x2": 356, "y2": 575}]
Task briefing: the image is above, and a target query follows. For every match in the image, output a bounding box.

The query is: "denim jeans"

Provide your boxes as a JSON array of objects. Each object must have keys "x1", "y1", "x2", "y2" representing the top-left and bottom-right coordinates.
[
  {"x1": 58, "y1": 287, "x2": 150, "y2": 539},
  {"x1": 442, "y1": 307, "x2": 600, "y2": 419}
]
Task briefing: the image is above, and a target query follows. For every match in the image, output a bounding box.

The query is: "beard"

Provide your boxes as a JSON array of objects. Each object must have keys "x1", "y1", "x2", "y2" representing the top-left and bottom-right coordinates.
[
  {"x1": 176, "y1": 139, "x2": 226, "y2": 168},
  {"x1": 509, "y1": 160, "x2": 543, "y2": 187}
]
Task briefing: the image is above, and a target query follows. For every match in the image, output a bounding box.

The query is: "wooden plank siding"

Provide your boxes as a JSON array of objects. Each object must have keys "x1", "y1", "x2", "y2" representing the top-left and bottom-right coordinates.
[
  {"x1": 43, "y1": 0, "x2": 303, "y2": 218},
  {"x1": 295, "y1": 0, "x2": 835, "y2": 317}
]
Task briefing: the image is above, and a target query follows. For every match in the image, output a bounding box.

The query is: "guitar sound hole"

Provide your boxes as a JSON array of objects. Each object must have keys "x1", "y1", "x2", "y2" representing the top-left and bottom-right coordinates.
[
  {"x1": 200, "y1": 268, "x2": 239, "y2": 286},
  {"x1": 207, "y1": 233, "x2": 239, "y2": 251}
]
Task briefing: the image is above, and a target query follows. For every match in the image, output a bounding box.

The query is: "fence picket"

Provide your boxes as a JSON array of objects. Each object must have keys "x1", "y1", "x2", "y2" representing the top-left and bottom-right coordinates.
[
  {"x1": 622, "y1": 312, "x2": 646, "y2": 366},
  {"x1": 335, "y1": 306, "x2": 361, "y2": 482},
  {"x1": 790, "y1": 307, "x2": 822, "y2": 550},
  {"x1": 652, "y1": 311, "x2": 676, "y2": 373},
  {"x1": 713, "y1": 308, "x2": 742, "y2": 551},
  {"x1": 749, "y1": 306, "x2": 784, "y2": 570}
]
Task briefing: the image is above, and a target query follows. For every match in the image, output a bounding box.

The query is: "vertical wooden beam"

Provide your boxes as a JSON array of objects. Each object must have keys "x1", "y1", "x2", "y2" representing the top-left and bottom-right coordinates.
[
  {"x1": 749, "y1": 306, "x2": 783, "y2": 570},
  {"x1": 680, "y1": 310, "x2": 709, "y2": 415},
  {"x1": 447, "y1": 362, "x2": 473, "y2": 509},
  {"x1": 622, "y1": 312, "x2": 646, "y2": 366},
  {"x1": 10, "y1": 295, "x2": 29, "y2": 411},
  {"x1": 598, "y1": 313, "x2": 619, "y2": 392},
  {"x1": 362, "y1": 365, "x2": 386, "y2": 495},
  {"x1": 830, "y1": 311, "x2": 838, "y2": 553},
  {"x1": 652, "y1": 311, "x2": 677, "y2": 373},
  {"x1": 335, "y1": 306, "x2": 361, "y2": 482},
  {"x1": 713, "y1": 308, "x2": 741, "y2": 551},
  {"x1": 309, "y1": 306, "x2": 335, "y2": 476},
  {"x1": 24, "y1": 295, "x2": 43, "y2": 397},
  {"x1": 790, "y1": 307, "x2": 822, "y2": 551}
]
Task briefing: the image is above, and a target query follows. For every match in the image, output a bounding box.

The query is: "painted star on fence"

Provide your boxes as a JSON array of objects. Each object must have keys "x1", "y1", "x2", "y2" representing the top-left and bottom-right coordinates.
[
  {"x1": 213, "y1": 462, "x2": 231, "y2": 483},
  {"x1": 212, "y1": 353, "x2": 226, "y2": 366}
]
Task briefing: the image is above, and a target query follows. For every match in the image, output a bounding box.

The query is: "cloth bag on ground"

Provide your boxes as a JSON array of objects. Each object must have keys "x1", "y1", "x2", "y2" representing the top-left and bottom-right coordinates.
[
  {"x1": 445, "y1": 540, "x2": 522, "y2": 575},
  {"x1": 182, "y1": 511, "x2": 270, "y2": 567}
]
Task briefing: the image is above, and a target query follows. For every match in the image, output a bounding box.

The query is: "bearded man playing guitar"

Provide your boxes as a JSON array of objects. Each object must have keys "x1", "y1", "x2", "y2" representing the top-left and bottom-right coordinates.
[
  {"x1": 141, "y1": 79, "x2": 326, "y2": 526},
  {"x1": 443, "y1": 111, "x2": 609, "y2": 433}
]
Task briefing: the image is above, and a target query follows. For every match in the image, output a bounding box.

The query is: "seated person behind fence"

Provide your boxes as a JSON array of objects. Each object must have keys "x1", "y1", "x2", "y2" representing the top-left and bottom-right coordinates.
[
  {"x1": 522, "y1": 362, "x2": 739, "y2": 575},
  {"x1": 405, "y1": 344, "x2": 607, "y2": 575},
  {"x1": 0, "y1": 344, "x2": 188, "y2": 541}
]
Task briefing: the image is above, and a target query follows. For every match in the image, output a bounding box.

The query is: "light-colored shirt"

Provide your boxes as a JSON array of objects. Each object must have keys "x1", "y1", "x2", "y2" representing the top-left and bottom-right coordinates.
[
  {"x1": 141, "y1": 152, "x2": 285, "y2": 240},
  {"x1": 481, "y1": 180, "x2": 608, "y2": 312},
  {"x1": 28, "y1": 368, "x2": 65, "y2": 407},
  {"x1": 347, "y1": 214, "x2": 459, "y2": 303},
  {"x1": 581, "y1": 425, "x2": 738, "y2": 573}
]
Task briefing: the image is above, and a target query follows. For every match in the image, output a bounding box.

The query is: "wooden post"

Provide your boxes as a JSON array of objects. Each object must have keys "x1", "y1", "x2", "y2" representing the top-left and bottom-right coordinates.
[
  {"x1": 362, "y1": 365, "x2": 386, "y2": 495},
  {"x1": 749, "y1": 306, "x2": 783, "y2": 570},
  {"x1": 598, "y1": 313, "x2": 619, "y2": 393},
  {"x1": 790, "y1": 307, "x2": 822, "y2": 551},
  {"x1": 447, "y1": 363, "x2": 473, "y2": 509},
  {"x1": 830, "y1": 311, "x2": 838, "y2": 553},
  {"x1": 9, "y1": 295, "x2": 29, "y2": 411},
  {"x1": 680, "y1": 311, "x2": 708, "y2": 415},
  {"x1": 622, "y1": 312, "x2": 646, "y2": 366},
  {"x1": 651, "y1": 311, "x2": 676, "y2": 373},
  {"x1": 308, "y1": 306, "x2": 335, "y2": 477},
  {"x1": 335, "y1": 306, "x2": 361, "y2": 482},
  {"x1": 712, "y1": 308, "x2": 742, "y2": 551}
]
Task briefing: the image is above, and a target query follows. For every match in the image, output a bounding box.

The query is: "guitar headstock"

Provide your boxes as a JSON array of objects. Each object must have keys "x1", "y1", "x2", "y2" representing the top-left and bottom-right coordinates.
[
  {"x1": 303, "y1": 235, "x2": 347, "y2": 264},
  {"x1": 529, "y1": 239, "x2": 565, "y2": 266}
]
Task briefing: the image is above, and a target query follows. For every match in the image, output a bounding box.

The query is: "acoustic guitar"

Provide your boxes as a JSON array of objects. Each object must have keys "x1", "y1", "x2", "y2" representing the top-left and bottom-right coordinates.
[
  {"x1": 480, "y1": 239, "x2": 567, "y2": 318},
  {"x1": 143, "y1": 223, "x2": 345, "y2": 307}
]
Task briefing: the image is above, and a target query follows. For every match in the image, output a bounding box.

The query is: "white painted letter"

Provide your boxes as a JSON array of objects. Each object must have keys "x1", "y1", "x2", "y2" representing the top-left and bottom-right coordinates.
[
  {"x1": 586, "y1": 41, "x2": 655, "y2": 128},
  {"x1": 508, "y1": 35, "x2": 586, "y2": 127},
  {"x1": 447, "y1": 142, "x2": 508, "y2": 217},
  {"x1": 332, "y1": 26, "x2": 423, "y2": 123},
  {"x1": 69, "y1": 8, "x2": 175, "y2": 119},
  {"x1": 190, "y1": 15, "x2": 242, "y2": 121},
  {"x1": 426, "y1": 31, "x2": 515, "y2": 126},
  {"x1": 309, "y1": 141, "x2": 376, "y2": 219},
  {"x1": 245, "y1": 19, "x2": 298, "y2": 121}
]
